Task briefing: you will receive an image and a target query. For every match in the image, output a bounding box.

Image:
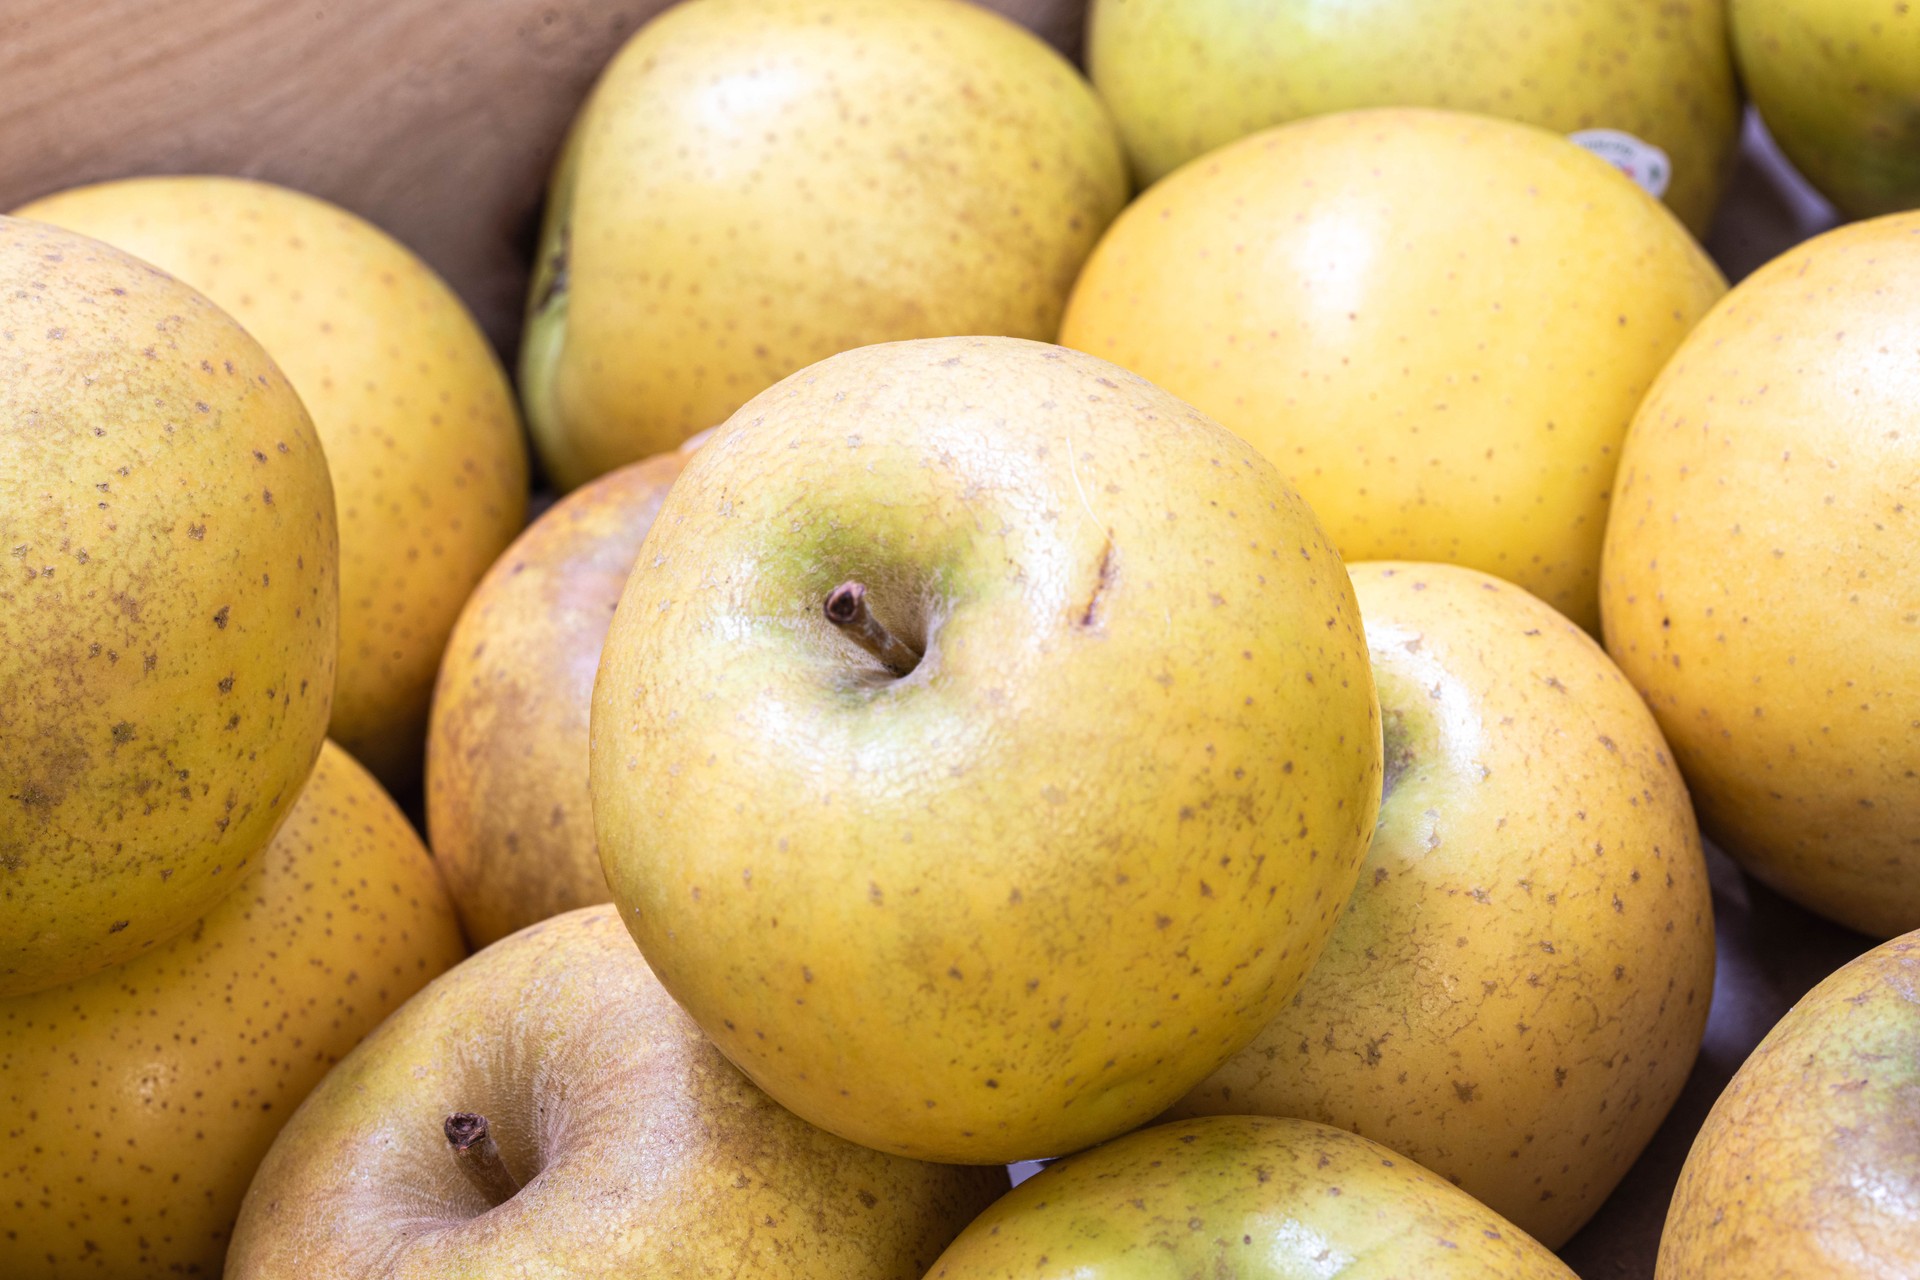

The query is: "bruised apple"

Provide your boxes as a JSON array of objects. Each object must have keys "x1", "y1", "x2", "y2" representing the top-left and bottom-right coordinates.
[
  {"x1": 18, "y1": 176, "x2": 529, "y2": 790},
  {"x1": 0, "y1": 216, "x2": 336, "y2": 997}
]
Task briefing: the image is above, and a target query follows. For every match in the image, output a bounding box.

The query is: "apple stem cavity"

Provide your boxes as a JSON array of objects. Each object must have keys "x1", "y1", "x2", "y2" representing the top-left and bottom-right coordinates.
[
  {"x1": 824, "y1": 581, "x2": 920, "y2": 676},
  {"x1": 444, "y1": 1111, "x2": 522, "y2": 1206}
]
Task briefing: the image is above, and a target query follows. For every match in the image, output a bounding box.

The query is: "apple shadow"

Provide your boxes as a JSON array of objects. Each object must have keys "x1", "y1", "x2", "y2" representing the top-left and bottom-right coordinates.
[{"x1": 1701, "y1": 107, "x2": 1840, "y2": 285}]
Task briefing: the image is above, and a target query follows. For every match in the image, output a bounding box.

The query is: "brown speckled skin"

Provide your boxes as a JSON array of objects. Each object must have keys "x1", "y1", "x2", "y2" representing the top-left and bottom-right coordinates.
[
  {"x1": 16, "y1": 176, "x2": 531, "y2": 792},
  {"x1": 1657, "y1": 931, "x2": 1920, "y2": 1279},
  {"x1": 1060, "y1": 108, "x2": 1728, "y2": 633},
  {"x1": 427, "y1": 451, "x2": 686, "y2": 947},
  {"x1": 0, "y1": 740, "x2": 466, "y2": 1278},
  {"x1": 928, "y1": 1116, "x2": 1577, "y2": 1278},
  {"x1": 0, "y1": 216, "x2": 337, "y2": 996},
  {"x1": 521, "y1": 0, "x2": 1129, "y2": 489},
  {"x1": 1087, "y1": 0, "x2": 1740, "y2": 234},
  {"x1": 225, "y1": 905, "x2": 1007, "y2": 1278},
  {"x1": 1600, "y1": 213, "x2": 1920, "y2": 938},
  {"x1": 1170, "y1": 562, "x2": 1714, "y2": 1248},
  {"x1": 591, "y1": 337, "x2": 1382, "y2": 1164}
]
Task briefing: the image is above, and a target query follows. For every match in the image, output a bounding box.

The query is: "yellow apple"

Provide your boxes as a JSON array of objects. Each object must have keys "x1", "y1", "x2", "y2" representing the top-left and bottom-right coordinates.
[
  {"x1": 1087, "y1": 0, "x2": 1740, "y2": 233},
  {"x1": 521, "y1": 0, "x2": 1130, "y2": 489},
  {"x1": 1601, "y1": 212, "x2": 1920, "y2": 937},
  {"x1": 1657, "y1": 929, "x2": 1920, "y2": 1278},
  {"x1": 1060, "y1": 109, "x2": 1726, "y2": 632},
  {"x1": 1733, "y1": 0, "x2": 1920, "y2": 217},
  {"x1": 0, "y1": 740, "x2": 465, "y2": 1277},
  {"x1": 226, "y1": 905, "x2": 1007, "y2": 1277},
  {"x1": 0, "y1": 216, "x2": 336, "y2": 997},
  {"x1": 427, "y1": 451, "x2": 687, "y2": 947},
  {"x1": 591, "y1": 336, "x2": 1382, "y2": 1164},
  {"x1": 17, "y1": 176, "x2": 530, "y2": 790},
  {"x1": 1170, "y1": 562, "x2": 1714, "y2": 1247},
  {"x1": 930, "y1": 1115, "x2": 1577, "y2": 1278}
]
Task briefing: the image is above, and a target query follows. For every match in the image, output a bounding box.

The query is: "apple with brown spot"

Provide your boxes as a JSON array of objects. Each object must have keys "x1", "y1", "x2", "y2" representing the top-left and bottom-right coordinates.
[
  {"x1": 0, "y1": 741, "x2": 465, "y2": 1277},
  {"x1": 0, "y1": 215, "x2": 337, "y2": 997}
]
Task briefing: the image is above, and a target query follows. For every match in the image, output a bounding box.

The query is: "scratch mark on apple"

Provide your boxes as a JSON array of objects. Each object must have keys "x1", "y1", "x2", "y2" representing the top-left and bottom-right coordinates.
[{"x1": 1079, "y1": 539, "x2": 1116, "y2": 629}]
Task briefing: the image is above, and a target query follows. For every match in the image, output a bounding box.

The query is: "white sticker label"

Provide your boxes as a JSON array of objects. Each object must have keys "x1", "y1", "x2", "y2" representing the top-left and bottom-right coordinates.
[{"x1": 1569, "y1": 129, "x2": 1672, "y2": 199}]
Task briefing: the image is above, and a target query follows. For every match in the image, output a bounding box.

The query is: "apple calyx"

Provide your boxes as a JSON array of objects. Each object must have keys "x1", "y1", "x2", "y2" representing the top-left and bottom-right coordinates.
[
  {"x1": 824, "y1": 581, "x2": 921, "y2": 675},
  {"x1": 1379, "y1": 707, "x2": 1415, "y2": 808},
  {"x1": 443, "y1": 1111, "x2": 521, "y2": 1206}
]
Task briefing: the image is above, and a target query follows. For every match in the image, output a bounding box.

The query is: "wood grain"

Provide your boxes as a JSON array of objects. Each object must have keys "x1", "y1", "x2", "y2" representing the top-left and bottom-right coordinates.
[{"x1": 0, "y1": 0, "x2": 1085, "y2": 353}]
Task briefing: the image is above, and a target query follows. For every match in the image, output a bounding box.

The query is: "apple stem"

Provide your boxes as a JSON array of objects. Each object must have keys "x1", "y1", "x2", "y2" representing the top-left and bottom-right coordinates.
[
  {"x1": 824, "y1": 581, "x2": 920, "y2": 675},
  {"x1": 444, "y1": 1111, "x2": 521, "y2": 1206}
]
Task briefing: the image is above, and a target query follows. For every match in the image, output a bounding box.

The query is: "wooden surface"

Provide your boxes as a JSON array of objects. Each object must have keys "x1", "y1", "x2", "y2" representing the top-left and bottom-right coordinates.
[
  {"x1": 0, "y1": 0, "x2": 1083, "y2": 354},
  {"x1": 0, "y1": 3, "x2": 1867, "y2": 1274}
]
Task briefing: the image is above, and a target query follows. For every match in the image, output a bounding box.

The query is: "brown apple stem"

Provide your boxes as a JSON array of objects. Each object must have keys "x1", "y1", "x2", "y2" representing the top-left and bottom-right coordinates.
[
  {"x1": 823, "y1": 581, "x2": 920, "y2": 675},
  {"x1": 444, "y1": 1111, "x2": 521, "y2": 1206}
]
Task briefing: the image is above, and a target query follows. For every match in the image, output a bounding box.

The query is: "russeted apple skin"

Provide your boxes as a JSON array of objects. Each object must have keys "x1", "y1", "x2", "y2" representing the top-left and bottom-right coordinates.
[
  {"x1": 1059, "y1": 108, "x2": 1728, "y2": 634},
  {"x1": 1169, "y1": 562, "x2": 1714, "y2": 1248},
  {"x1": 1600, "y1": 213, "x2": 1920, "y2": 938},
  {"x1": 1088, "y1": 0, "x2": 1739, "y2": 234},
  {"x1": 520, "y1": 0, "x2": 1130, "y2": 490},
  {"x1": 427, "y1": 451, "x2": 688, "y2": 947},
  {"x1": 224, "y1": 905, "x2": 1008, "y2": 1279},
  {"x1": 0, "y1": 741, "x2": 465, "y2": 1279},
  {"x1": 1657, "y1": 931, "x2": 1920, "y2": 1278},
  {"x1": 17, "y1": 176, "x2": 531, "y2": 793},
  {"x1": 0, "y1": 216, "x2": 337, "y2": 997},
  {"x1": 927, "y1": 1115, "x2": 1578, "y2": 1279},
  {"x1": 590, "y1": 335, "x2": 1383, "y2": 1165},
  {"x1": 1732, "y1": 0, "x2": 1920, "y2": 218}
]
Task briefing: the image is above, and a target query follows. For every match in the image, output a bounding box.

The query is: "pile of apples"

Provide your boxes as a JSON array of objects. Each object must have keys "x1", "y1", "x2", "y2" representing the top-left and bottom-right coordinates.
[{"x1": 2, "y1": 0, "x2": 1915, "y2": 1276}]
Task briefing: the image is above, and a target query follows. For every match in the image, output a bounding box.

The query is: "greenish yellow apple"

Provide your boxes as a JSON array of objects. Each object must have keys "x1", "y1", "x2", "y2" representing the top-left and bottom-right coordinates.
[
  {"x1": 1733, "y1": 0, "x2": 1920, "y2": 217},
  {"x1": 1170, "y1": 561, "x2": 1714, "y2": 1248},
  {"x1": 522, "y1": 0, "x2": 1130, "y2": 490},
  {"x1": 0, "y1": 740, "x2": 465, "y2": 1277},
  {"x1": 17, "y1": 176, "x2": 531, "y2": 791},
  {"x1": 225, "y1": 905, "x2": 1008, "y2": 1277},
  {"x1": 590, "y1": 336, "x2": 1382, "y2": 1164},
  {"x1": 1087, "y1": 0, "x2": 1740, "y2": 234},
  {"x1": 929, "y1": 1115, "x2": 1577, "y2": 1278},
  {"x1": 427, "y1": 451, "x2": 687, "y2": 947},
  {"x1": 0, "y1": 216, "x2": 337, "y2": 997},
  {"x1": 1657, "y1": 930, "x2": 1920, "y2": 1277},
  {"x1": 1060, "y1": 108, "x2": 1727, "y2": 632},
  {"x1": 1600, "y1": 212, "x2": 1920, "y2": 938}
]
